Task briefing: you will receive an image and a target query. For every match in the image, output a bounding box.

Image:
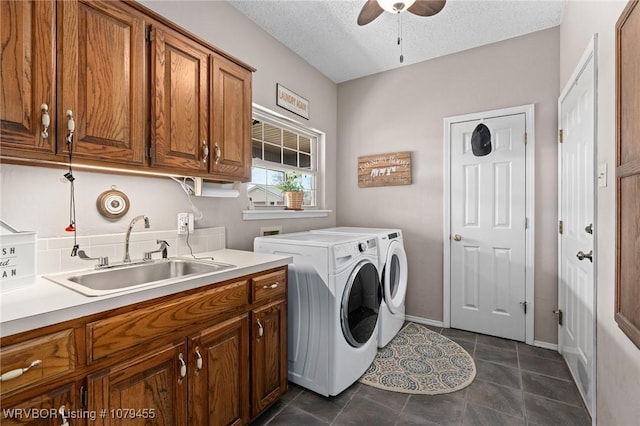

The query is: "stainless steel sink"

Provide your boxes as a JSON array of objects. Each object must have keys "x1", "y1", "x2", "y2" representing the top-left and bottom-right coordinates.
[{"x1": 45, "y1": 258, "x2": 233, "y2": 296}]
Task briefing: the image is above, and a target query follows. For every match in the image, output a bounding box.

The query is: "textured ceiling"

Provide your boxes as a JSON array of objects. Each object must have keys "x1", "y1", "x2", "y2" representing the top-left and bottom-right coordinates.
[{"x1": 228, "y1": 0, "x2": 566, "y2": 83}]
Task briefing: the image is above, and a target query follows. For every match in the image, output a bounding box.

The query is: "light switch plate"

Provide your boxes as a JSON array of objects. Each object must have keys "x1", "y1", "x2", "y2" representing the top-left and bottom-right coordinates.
[{"x1": 598, "y1": 163, "x2": 607, "y2": 188}]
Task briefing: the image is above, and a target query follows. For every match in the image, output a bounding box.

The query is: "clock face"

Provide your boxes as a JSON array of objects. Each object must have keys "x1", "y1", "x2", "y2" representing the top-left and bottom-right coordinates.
[{"x1": 96, "y1": 189, "x2": 130, "y2": 219}]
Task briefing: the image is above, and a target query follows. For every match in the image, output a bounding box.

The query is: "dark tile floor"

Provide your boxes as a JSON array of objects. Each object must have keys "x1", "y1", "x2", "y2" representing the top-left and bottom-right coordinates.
[{"x1": 251, "y1": 327, "x2": 591, "y2": 426}]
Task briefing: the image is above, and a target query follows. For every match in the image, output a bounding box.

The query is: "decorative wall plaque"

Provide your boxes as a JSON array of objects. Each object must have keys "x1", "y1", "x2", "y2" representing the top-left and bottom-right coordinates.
[
  {"x1": 358, "y1": 151, "x2": 412, "y2": 188},
  {"x1": 276, "y1": 84, "x2": 309, "y2": 119}
]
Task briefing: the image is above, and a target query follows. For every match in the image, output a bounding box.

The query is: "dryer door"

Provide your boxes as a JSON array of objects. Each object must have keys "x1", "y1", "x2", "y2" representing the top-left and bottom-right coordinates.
[
  {"x1": 384, "y1": 240, "x2": 408, "y2": 314},
  {"x1": 341, "y1": 260, "x2": 381, "y2": 348}
]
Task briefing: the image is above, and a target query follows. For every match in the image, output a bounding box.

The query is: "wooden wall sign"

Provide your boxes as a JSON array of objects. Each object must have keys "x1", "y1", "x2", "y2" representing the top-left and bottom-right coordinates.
[{"x1": 358, "y1": 151, "x2": 412, "y2": 188}]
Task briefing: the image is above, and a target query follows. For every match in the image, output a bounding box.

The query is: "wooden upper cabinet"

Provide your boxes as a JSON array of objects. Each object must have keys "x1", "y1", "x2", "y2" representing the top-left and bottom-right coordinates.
[
  {"x1": 1, "y1": 0, "x2": 254, "y2": 181},
  {"x1": 151, "y1": 25, "x2": 209, "y2": 173},
  {"x1": 0, "y1": 0, "x2": 56, "y2": 159},
  {"x1": 616, "y1": 0, "x2": 640, "y2": 350},
  {"x1": 57, "y1": 0, "x2": 146, "y2": 165},
  {"x1": 211, "y1": 54, "x2": 253, "y2": 181}
]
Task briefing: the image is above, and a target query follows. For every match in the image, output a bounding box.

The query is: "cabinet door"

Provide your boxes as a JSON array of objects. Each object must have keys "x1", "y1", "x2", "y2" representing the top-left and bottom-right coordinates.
[
  {"x1": 57, "y1": 0, "x2": 146, "y2": 165},
  {"x1": 151, "y1": 25, "x2": 209, "y2": 173},
  {"x1": 1, "y1": 382, "x2": 75, "y2": 426},
  {"x1": 189, "y1": 315, "x2": 249, "y2": 426},
  {"x1": 87, "y1": 342, "x2": 187, "y2": 426},
  {"x1": 250, "y1": 300, "x2": 287, "y2": 418},
  {"x1": 0, "y1": 0, "x2": 56, "y2": 159},
  {"x1": 211, "y1": 54, "x2": 252, "y2": 181}
]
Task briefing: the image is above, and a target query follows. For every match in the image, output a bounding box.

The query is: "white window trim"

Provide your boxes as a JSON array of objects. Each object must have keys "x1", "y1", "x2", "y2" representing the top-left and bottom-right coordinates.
[{"x1": 243, "y1": 104, "x2": 330, "y2": 221}]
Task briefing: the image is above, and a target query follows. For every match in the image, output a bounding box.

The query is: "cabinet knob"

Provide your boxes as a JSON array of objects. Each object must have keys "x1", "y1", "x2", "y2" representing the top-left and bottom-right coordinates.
[
  {"x1": 0, "y1": 359, "x2": 42, "y2": 382},
  {"x1": 40, "y1": 103, "x2": 50, "y2": 138},
  {"x1": 262, "y1": 282, "x2": 279, "y2": 289}
]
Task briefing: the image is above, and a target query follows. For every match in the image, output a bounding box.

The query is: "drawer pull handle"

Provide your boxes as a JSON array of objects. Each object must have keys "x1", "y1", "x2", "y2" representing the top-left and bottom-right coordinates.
[
  {"x1": 257, "y1": 318, "x2": 264, "y2": 338},
  {"x1": 0, "y1": 359, "x2": 42, "y2": 382},
  {"x1": 195, "y1": 347, "x2": 203, "y2": 374},
  {"x1": 178, "y1": 353, "x2": 187, "y2": 379},
  {"x1": 262, "y1": 282, "x2": 279, "y2": 289}
]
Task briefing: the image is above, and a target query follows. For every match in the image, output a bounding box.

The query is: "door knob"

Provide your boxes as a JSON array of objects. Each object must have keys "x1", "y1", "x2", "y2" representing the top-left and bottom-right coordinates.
[
  {"x1": 453, "y1": 234, "x2": 462, "y2": 242},
  {"x1": 585, "y1": 224, "x2": 593, "y2": 234},
  {"x1": 576, "y1": 250, "x2": 593, "y2": 262}
]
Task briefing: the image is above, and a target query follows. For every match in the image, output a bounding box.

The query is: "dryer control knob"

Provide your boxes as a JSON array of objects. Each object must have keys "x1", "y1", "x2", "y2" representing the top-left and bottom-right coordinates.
[{"x1": 358, "y1": 242, "x2": 367, "y2": 252}]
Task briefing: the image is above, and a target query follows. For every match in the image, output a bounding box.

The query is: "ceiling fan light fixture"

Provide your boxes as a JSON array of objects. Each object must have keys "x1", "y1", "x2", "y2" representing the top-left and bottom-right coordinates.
[{"x1": 377, "y1": 0, "x2": 416, "y2": 14}]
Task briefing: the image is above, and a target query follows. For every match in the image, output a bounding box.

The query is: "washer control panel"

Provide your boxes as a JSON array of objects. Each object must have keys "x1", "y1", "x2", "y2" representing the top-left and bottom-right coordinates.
[{"x1": 334, "y1": 238, "x2": 377, "y2": 260}]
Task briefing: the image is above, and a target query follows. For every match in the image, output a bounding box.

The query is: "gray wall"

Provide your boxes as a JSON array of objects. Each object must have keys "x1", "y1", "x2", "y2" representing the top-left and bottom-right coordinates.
[
  {"x1": 336, "y1": 28, "x2": 560, "y2": 343},
  {"x1": 559, "y1": 1, "x2": 640, "y2": 424},
  {"x1": 0, "y1": 1, "x2": 337, "y2": 250}
]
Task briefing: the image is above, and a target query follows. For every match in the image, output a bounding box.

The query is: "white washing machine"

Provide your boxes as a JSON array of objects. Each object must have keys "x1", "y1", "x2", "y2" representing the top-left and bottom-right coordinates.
[
  {"x1": 311, "y1": 227, "x2": 408, "y2": 347},
  {"x1": 253, "y1": 231, "x2": 381, "y2": 396}
]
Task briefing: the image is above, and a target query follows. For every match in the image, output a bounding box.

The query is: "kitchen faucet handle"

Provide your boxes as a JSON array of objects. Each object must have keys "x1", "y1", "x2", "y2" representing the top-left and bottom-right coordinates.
[
  {"x1": 77, "y1": 249, "x2": 109, "y2": 269},
  {"x1": 144, "y1": 240, "x2": 170, "y2": 261}
]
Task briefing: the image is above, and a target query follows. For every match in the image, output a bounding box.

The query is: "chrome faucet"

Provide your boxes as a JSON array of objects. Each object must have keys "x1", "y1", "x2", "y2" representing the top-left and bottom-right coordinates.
[{"x1": 123, "y1": 215, "x2": 149, "y2": 263}]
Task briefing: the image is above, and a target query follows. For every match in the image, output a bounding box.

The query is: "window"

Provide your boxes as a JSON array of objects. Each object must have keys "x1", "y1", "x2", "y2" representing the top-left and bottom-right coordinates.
[{"x1": 250, "y1": 108, "x2": 319, "y2": 208}]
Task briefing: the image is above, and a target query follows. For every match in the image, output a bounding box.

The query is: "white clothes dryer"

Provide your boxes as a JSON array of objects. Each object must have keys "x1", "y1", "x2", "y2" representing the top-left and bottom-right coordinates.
[
  {"x1": 254, "y1": 231, "x2": 381, "y2": 396},
  {"x1": 311, "y1": 227, "x2": 408, "y2": 347}
]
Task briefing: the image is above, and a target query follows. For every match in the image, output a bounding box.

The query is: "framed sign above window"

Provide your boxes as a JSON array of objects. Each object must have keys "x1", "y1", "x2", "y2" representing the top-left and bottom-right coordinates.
[{"x1": 276, "y1": 84, "x2": 309, "y2": 119}]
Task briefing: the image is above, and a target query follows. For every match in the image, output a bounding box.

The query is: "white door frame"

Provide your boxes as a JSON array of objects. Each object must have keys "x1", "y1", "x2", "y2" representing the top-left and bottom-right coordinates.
[
  {"x1": 443, "y1": 104, "x2": 536, "y2": 345},
  {"x1": 557, "y1": 34, "x2": 597, "y2": 420}
]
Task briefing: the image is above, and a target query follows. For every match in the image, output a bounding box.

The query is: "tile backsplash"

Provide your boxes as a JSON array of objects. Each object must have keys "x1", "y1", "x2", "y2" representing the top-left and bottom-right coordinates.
[{"x1": 37, "y1": 227, "x2": 225, "y2": 275}]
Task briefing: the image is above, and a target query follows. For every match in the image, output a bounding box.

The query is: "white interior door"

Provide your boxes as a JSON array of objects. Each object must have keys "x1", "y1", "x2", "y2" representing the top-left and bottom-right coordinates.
[
  {"x1": 558, "y1": 38, "x2": 596, "y2": 417},
  {"x1": 450, "y1": 113, "x2": 527, "y2": 341}
]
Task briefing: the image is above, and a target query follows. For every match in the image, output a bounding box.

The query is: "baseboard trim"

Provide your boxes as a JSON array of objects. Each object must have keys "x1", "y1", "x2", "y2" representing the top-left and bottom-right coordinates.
[
  {"x1": 533, "y1": 340, "x2": 558, "y2": 351},
  {"x1": 405, "y1": 315, "x2": 444, "y2": 328}
]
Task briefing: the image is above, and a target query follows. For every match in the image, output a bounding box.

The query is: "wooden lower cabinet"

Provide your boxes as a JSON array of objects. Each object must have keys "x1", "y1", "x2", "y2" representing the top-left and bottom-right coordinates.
[
  {"x1": 87, "y1": 342, "x2": 187, "y2": 425},
  {"x1": 189, "y1": 315, "x2": 249, "y2": 426},
  {"x1": 1, "y1": 266, "x2": 288, "y2": 426},
  {"x1": 250, "y1": 300, "x2": 287, "y2": 419},
  {"x1": 1, "y1": 383, "x2": 76, "y2": 426}
]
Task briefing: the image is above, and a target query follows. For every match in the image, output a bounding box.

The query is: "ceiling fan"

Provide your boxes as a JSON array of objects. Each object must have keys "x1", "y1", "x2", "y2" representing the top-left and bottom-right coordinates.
[
  {"x1": 357, "y1": 0, "x2": 446, "y2": 63},
  {"x1": 357, "y1": 0, "x2": 447, "y2": 26}
]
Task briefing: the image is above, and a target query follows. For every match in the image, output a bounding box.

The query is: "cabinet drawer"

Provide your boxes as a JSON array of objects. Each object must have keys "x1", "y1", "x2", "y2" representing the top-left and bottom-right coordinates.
[
  {"x1": 87, "y1": 279, "x2": 248, "y2": 362},
  {"x1": 0, "y1": 329, "x2": 76, "y2": 395},
  {"x1": 251, "y1": 270, "x2": 287, "y2": 303}
]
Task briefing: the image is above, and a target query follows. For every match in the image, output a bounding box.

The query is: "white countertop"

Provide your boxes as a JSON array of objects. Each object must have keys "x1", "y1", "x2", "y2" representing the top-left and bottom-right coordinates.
[{"x1": 0, "y1": 249, "x2": 292, "y2": 338}]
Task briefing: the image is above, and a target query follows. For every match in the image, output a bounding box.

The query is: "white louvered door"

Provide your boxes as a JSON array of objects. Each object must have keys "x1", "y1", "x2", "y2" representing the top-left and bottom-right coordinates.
[{"x1": 450, "y1": 113, "x2": 527, "y2": 341}]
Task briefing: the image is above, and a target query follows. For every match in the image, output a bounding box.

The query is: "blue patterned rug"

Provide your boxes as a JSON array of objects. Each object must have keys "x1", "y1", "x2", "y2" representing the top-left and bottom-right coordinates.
[{"x1": 359, "y1": 322, "x2": 476, "y2": 394}]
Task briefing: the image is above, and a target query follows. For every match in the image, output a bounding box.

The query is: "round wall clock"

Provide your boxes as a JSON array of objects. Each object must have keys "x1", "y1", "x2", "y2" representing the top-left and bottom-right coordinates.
[{"x1": 96, "y1": 187, "x2": 130, "y2": 219}]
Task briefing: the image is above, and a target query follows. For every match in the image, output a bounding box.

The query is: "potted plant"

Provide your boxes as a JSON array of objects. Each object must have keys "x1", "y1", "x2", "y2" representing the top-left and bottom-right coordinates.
[{"x1": 277, "y1": 171, "x2": 304, "y2": 210}]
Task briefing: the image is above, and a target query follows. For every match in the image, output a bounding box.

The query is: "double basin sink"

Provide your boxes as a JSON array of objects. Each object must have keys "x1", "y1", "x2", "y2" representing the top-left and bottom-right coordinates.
[{"x1": 45, "y1": 258, "x2": 233, "y2": 297}]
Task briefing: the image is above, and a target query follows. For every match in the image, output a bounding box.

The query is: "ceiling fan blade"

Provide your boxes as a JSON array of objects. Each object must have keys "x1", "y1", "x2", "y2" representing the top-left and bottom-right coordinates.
[
  {"x1": 407, "y1": 0, "x2": 446, "y2": 17},
  {"x1": 357, "y1": 0, "x2": 384, "y2": 26}
]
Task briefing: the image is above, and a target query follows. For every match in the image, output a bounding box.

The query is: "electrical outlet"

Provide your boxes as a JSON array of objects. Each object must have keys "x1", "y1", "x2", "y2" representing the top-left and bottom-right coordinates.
[{"x1": 177, "y1": 213, "x2": 194, "y2": 235}]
